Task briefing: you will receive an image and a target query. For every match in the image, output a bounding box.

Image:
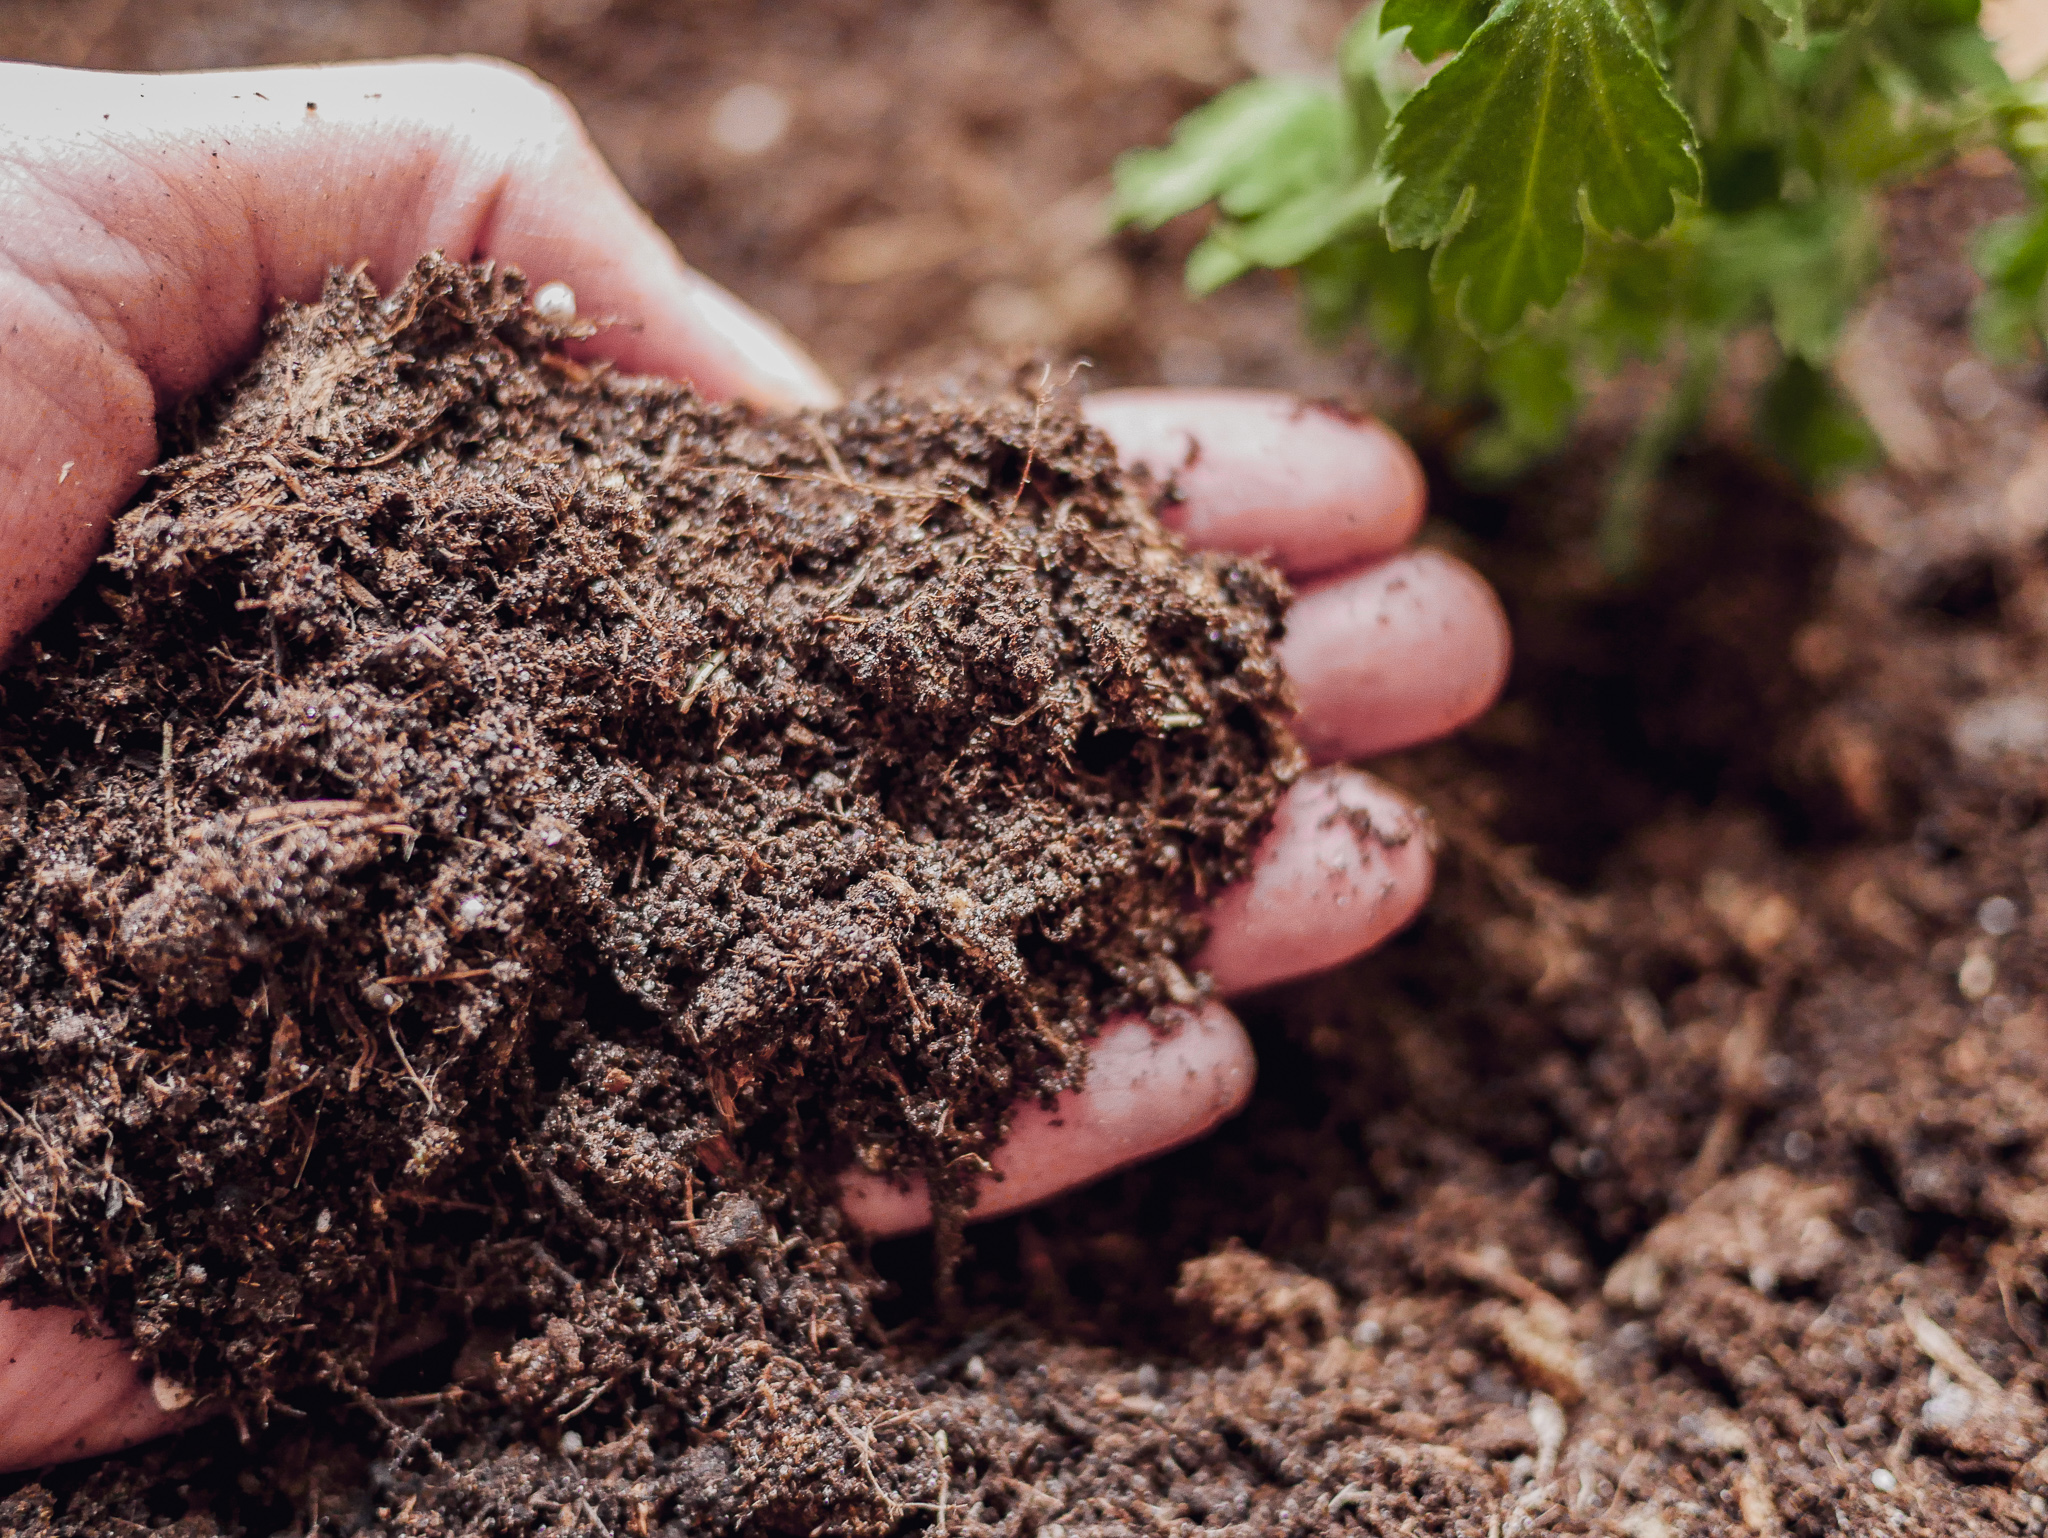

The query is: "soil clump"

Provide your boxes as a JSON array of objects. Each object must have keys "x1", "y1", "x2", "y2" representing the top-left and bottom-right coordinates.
[{"x1": 0, "y1": 255, "x2": 1293, "y2": 1532}]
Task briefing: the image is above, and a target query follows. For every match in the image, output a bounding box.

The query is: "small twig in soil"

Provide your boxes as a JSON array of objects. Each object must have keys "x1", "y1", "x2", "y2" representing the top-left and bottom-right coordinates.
[
  {"x1": 679, "y1": 650, "x2": 727, "y2": 713},
  {"x1": 384, "y1": 1021, "x2": 439, "y2": 1112},
  {"x1": 1682, "y1": 971, "x2": 1791, "y2": 1202},
  {"x1": 828, "y1": 1407, "x2": 903, "y2": 1521},
  {"x1": 377, "y1": 1388, "x2": 466, "y2": 1408},
  {"x1": 210, "y1": 672, "x2": 259, "y2": 719},
  {"x1": 1007, "y1": 364, "x2": 1053, "y2": 520},
  {"x1": 801, "y1": 418, "x2": 852, "y2": 485},
  {"x1": 376, "y1": 967, "x2": 495, "y2": 986},
  {"x1": 160, "y1": 720, "x2": 175, "y2": 842}
]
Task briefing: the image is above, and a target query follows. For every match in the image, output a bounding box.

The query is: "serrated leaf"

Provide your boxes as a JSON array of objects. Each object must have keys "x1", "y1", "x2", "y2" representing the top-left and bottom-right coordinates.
[
  {"x1": 1192, "y1": 174, "x2": 1393, "y2": 294},
  {"x1": 1461, "y1": 332, "x2": 1578, "y2": 479},
  {"x1": 1974, "y1": 204, "x2": 2048, "y2": 361},
  {"x1": 1753, "y1": 0, "x2": 1813, "y2": 48},
  {"x1": 1702, "y1": 191, "x2": 1878, "y2": 360},
  {"x1": 1111, "y1": 78, "x2": 1336, "y2": 231},
  {"x1": 1341, "y1": 3, "x2": 1422, "y2": 149},
  {"x1": 1384, "y1": 0, "x2": 1496, "y2": 59},
  {"x1": 1746, "y1": 0, "x2": 1877, "y2": 48},
  {"x1": 1757, "y1": 354, "x2": 1878, "y2": 483},
  {"x1": 1380, "y1": 0, "x2": 1703, "y2": 339}
]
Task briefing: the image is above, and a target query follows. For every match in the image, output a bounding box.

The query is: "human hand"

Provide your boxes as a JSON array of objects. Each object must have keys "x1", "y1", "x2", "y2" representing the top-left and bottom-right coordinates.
[
  {"x1": 0, "y1": 58, "x2": 1506, "y2": 1468},
  {"x1": 839, "y1": 389, "x2": 1506, "y2": 1233}
]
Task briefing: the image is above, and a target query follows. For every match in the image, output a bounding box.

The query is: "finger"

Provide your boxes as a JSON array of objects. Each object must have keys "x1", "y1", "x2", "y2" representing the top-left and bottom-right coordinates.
[
  {"x1": 1197, "y1": 766, "x2": 1433, "y2": 997},
  {"x1": 1278, "y1": 549, "x2": 1511, "y2": 762},
  {"x1": 839, "y1": 1003, "x2": 1254, "y2": 1240},
  {"x1": 0, "y1": 1303, "x2": 183, "y2": 1472},
  {"x1": 0, "y1": 57, "x2": 836, "y2": 656},
  {"x1": 0, "y1": 59, "x2": 836, "y2": 405},
  {"x1": 1081, "y1": 388, "x2": 1426, "y2": 577}
]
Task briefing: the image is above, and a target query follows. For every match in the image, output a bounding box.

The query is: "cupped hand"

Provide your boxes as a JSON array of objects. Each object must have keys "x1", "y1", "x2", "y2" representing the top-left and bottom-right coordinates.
[
  {"x1": 0, "y1": 59, "x2": 1507, "y2": 1470},
  {"x1": 840, "y1": 390, "x2": 1507, "y2": 1232}
]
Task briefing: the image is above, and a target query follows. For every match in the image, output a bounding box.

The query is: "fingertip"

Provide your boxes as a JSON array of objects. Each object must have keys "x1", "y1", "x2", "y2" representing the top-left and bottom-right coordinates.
[
  {"x1": 587, "y1": 266, "x2": 841, "y2": 411},
  {"x1": 837, "y1": 1003, "x2": 1254, "y2": 1239},
  {"x1": 1279, "y1": 548, "x2": 1511, "y2": 762},
  {"x1": 0, "y1": 1304, "x2": 186, "y2": 1473},
  {"x1": 1082, "y1": 388, "x2": 1425, "y2": 576},
  {"x1": 1199, "y1": 767, "x2": 1434, "y2": 996}
]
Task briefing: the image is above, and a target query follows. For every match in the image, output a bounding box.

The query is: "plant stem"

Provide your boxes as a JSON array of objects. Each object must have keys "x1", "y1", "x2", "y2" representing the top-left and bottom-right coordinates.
[{"x1": 1599, "y1": 336, "x2": 1721, "y2": 578}]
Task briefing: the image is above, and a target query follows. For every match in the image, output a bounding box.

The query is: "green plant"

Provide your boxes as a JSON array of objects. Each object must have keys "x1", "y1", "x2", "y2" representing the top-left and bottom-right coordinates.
[{"x1": 1113, "y1": 0, "x2": 2048, "y2": 569}]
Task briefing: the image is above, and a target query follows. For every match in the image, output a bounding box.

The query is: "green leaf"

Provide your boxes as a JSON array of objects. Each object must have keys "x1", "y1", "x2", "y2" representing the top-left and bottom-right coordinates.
[
  {"x1": 1756, "y1": 354, "x2": 1879, "y2": 483},
  {"x1": 1193, "y1": 174, "x2": 1393, "y2": 292},
  {"x1": 1111, "y1": 79, "x2": 1337, "y2": 231},
  {"x1": 1754, "y1": 0, "x2": 1813, "y2": 48},
  {"x1": 1701, "y1": 191, "x2": 1879, "y2": 360},
  {"x1": 1341, "y1": 3, "x2": 1421, "y2": 150},
  {"x1": 1974, "y1": 203, "x2": 2048, "y2": 360},
  {"x1": 1461, "y1": 332, "x2": 1578, "y2": 480},
  {"x1": 1379, "y1": 0, "x2": 1703, "y2": 338},
  {"x1": 1384, "y1": 0, "x2": 1496, "y2": 59},
  {"x1": 1746, "y1": 0, "x2": 1878, "y2": 48}
]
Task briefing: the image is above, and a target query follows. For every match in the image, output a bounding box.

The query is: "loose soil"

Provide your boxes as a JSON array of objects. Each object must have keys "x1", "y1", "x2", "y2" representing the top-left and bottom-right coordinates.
[
  {"x1": 0, "y1": 250, "x2": 1296, "y2": 1529},
  {"x1": 8, "y1": 4, "x2": 2048, "y2": 1537}
]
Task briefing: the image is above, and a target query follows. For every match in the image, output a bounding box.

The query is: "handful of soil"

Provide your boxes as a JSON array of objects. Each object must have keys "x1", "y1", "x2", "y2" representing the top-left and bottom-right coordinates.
[{"x1": 0, "y1": 255, "x2": 1294, "y2": 1500}]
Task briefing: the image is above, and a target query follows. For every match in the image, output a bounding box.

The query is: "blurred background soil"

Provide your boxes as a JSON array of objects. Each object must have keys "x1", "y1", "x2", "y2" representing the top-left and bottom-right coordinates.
[{"x1": 14, "y1": 3, "x2": 2048, "y2": 1535}]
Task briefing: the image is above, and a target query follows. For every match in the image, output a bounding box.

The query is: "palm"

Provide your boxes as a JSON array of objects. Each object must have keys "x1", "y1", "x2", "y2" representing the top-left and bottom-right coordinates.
[{"x1": 0, "y1": 58, "x2": 1507, "y2": 1469}]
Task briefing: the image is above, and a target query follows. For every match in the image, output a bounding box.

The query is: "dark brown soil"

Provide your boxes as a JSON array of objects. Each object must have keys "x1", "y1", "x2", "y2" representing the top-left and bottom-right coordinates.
[
  {"x1": 9, "y1": 5, "x2": 2048, "y2": 1538},
  {"x1": 0, "y1": 255, "x2": 1293, "y2": 1530}
]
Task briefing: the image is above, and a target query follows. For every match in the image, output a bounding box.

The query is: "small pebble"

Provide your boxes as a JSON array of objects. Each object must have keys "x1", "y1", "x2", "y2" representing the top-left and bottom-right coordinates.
[
  {"x1": 1941, "y1": 357, "x2": 2002, "y2": 422},
  {"x1": 151, "y1": 1375, "x2": 196, "y2": 1413},
  {"x1": 1352, "y1": 1317, "x2": 1384, "y2": 1347},
  {"x1": 1959, "y1": 951, "x2": 1998, "y2": 1001},
  {"x1": 1978, "y1": 895, "x2": 2019, "y2": 936},
  {"x1": 962, "y1": 1354, "x2": 987, "y2": 1387},
  {"x1": 532, "y1": 282, "x2": 577, "y2": 323},
  {"x1": 1871, "y1": 1468, "x2": 1898, "y2": 1493},
  {"x1": 709, "y1": 83, "x2": 792, "y2": 156},
  {"x1": 559, "y1": 1430, "x2": 584, "y2": 1455}
]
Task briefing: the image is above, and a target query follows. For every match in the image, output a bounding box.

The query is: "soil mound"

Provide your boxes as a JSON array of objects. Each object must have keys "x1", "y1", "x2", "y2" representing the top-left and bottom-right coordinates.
[{"x1": 0, "y1": 255, "x2": 1294, "y2": 1525}]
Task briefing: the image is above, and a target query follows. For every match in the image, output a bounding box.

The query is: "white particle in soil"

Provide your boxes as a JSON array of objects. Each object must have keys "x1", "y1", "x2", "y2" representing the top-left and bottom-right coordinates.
[
  {"x1": 1871, "y1": 1468, "x2": 1898, "y2": 1492},
  {"x1": 151, "y1": 1375, "x2": 196, "y2": 1413},
  {"x1": 459, "y1": 895, "x2": 489, "y2": 923},
  {"x1": 1978, "y1": 894, "x2": 2019, "y2": 935},
  {"x1": 708, "y1": 83, "x2": 791, "y2": 156},
  {"x1": 316, "y1": 1208, "x2": 332, "y2": 1234},
  {"x1": 532, "y1": 281, "x2": 577, "y2": 323},
  {"x1": 1959, "y1": 950, "x2": 1998, "y2": 1001}
]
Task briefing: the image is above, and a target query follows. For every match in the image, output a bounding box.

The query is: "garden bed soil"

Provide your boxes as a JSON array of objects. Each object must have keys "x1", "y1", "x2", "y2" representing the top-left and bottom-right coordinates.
[{"x1": 7, "y1": 4, "x2": 2048, "y2": 1536}]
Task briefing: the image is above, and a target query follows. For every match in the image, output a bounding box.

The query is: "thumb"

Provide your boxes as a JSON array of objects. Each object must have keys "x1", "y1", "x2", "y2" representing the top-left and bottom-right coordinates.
[{"x1": 0, "y1": 56, "x2": 836, "y2": 654}]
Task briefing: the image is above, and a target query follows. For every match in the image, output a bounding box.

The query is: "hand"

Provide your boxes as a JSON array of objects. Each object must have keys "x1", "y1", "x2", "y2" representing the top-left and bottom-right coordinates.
[
  {"x1": 0, "y1": 59, "x2": 1507, "y2": 1469},
  {"x1": 840, "y1": 389, "x2": 1506, "y2": 1232}
]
